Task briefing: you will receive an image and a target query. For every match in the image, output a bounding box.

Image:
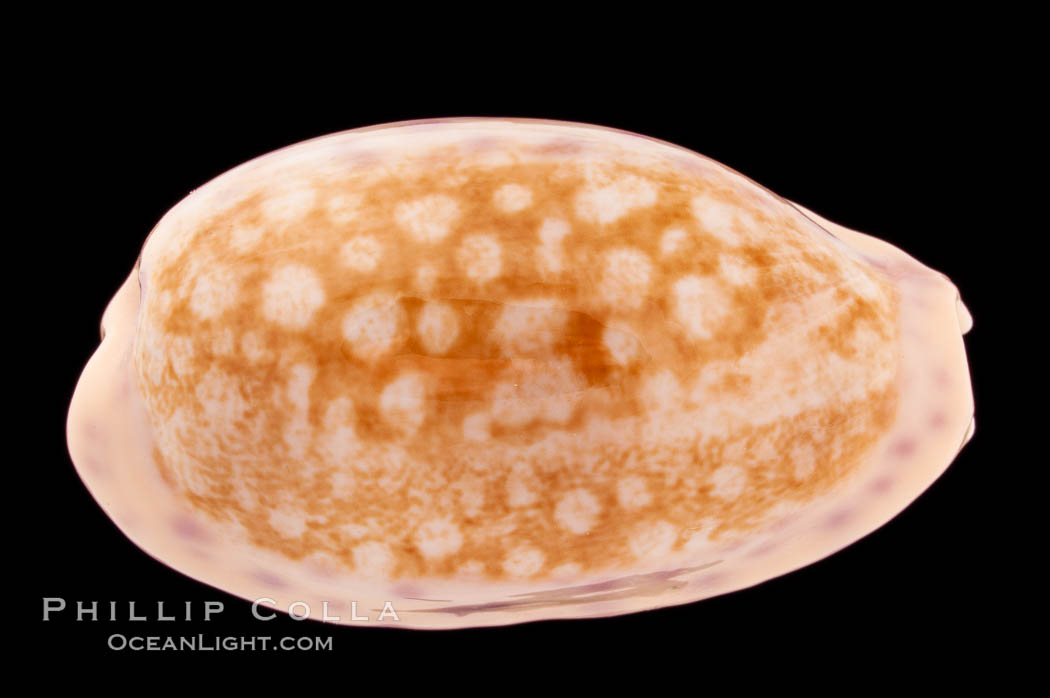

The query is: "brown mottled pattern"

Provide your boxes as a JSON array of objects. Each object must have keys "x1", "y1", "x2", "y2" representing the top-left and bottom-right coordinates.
[{"x1": 132, "y1": 132, "x2": 900, "y2": 581}]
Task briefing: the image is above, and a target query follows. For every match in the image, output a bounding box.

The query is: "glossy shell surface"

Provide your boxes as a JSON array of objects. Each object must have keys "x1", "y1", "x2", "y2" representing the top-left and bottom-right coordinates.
[{"x1": 67, "y1": 118, "x2": 975, "y2": 628}]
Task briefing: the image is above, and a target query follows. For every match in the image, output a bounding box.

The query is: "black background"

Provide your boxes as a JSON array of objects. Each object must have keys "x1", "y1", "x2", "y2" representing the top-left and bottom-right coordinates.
[{"x1": 21, "y1": 43, "x2": 1018, "y2": 673}]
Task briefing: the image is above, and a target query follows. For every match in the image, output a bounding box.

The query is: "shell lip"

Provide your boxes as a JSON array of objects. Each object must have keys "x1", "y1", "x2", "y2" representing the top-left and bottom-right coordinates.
[{"x1": 955, "y1": 293, "x2": 974, "y2": 334}]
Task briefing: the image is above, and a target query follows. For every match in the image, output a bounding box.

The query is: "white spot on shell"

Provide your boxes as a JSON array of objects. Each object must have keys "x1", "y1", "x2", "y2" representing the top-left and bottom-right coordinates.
[
  {"x1": 285, "y1": 363, "x2": 315, "y2": 410},
  {"x1": 341, "y1": 293, "x2": 405, "y2": 361},
  {"x1": 691, "y1": 194, "x2": 758, "y2": 244},
  {"x1": 660, "y1": 227, "x2": 688, "y2": 256},
  {"x1": 629, "y1": 520, "x2": 677, "y2": 560},
  {"x1": 640, "y1": 370, "x2": 684, "y2": 412},
  {"x1": 230, "y1": 223, "x2": 264, "y2": 252},
  {"x1": 452, "y1": 475, "x2": 486, "y2": 518},
  {"x1": 542, "y1": 393, "x2": 577, "y2": 425},
  {"x1": 710, "y1": 465, "x2": 748, "y2": 500},
  {"x1": 168, "y1": 336, "x2": 196, "y2": 377},
  {"x1": 791, "y1": 443, "x2": 817, "y2": 479},
  {"x1": 328, "y1": 192, "x2": 364, "y2": 225},
  {"x1": 260, "y1": 187, "x2": 316, "y2": 226},
  {"x1": 379, "y1": 372, "x2": 426, "y2": 434},
  {"x1": 211, "y1": 328, "x2": 235, "y2": 356},
  {"x1": 417, "y1": 301, "x2": 459, "y2": 355},
  {"x1": 415, "y1": 265, "x2": 437, "y2": 293},
  {"x1": 575, "y1": 174, "x2": 657, "y2": 224},
  {"x1": 617, "y1": 476, "x2": 653, "y2": 510},
  {"x1": 602, "y1": 326, "x2": 642, "y2": 366},
  {"x1": 282, "y1": 364, "x2": 316, "y2": 459},
  {"x1": 491, "y1": 301, "x2": 567, "y2": 356},
  {"x1": 457, "y1": 234, "x2": 502, "y2": 283},
  {"x1": 673, "y1": 274, "x2": 730, "y2": 341},
  {"x1": 493, "y1": 184, "x2": 533, "y2": 212},
  {"x1": 318, "y1": 397, "x2": 357, "y2": 464},
  {"x1": 538, "y1": 219, "x2": 570, "y2": 245},
  {"x1": 550, "y1": 562, "x2": 583, "y2": 578},
  {"x1": 719, "y1": 255, "x2": 757, "y2": 285},
  {"x1": 554, "y1": 488, "x2": 601, "y2": 534},
  {"x1": 189, "y1": 264, "x2": 239, "y2": 320},
  {"x1": 503, "y1": 547, "x2": 545, "y2": 577},
  {"x1": 352, "y1": 541, "x2": 395, "y2": 578},
  {"x1": 341, "y1": 523, "x2": 369, "y2": 540},
  {"x1": 414, "y1": 518, "x2": 462, "y2": 560},
  {"x1": 491, "y1": 358, "x2": 584, "y2": 427},
  {"x1": 340, "y1": 235, "x2": 382, "y2": 272},
  {"x1": 269, "y1": 509, "x2": 308, "y2": 538},
  {"x1": 457, "y1": 558, "x2": 485, "y2": 575},
  {"x1": 491, "y1": 382, "x2": 537, "y2": 428},
  {"x1": 599, "y1": 248, "x2": 652, "y2": 310},
  {"x1": 536, "y1": 218, "x2": 571, "y2": 275},
  {"x1": 261, "y1": 265, "x2": 325, "y2": 330},
  {"x1": 506, "y1": 463, "x2": 538, "y2": 508},
  {"x1": 463, "y1": 412, "x2": 491, "y2": 442},
  {"x1": 458, "y1": 560, "x2": 485, "y2": 577},
  {"x1": 240, "y1": 331, "x2": 271, "y2": 363},
  {"x1": 395, "y1": 194, "x2": 459, "y2": 243},
  {"x1": 682, "y1": 522, "x2": 715, "y2": 553},
  {"x1": 195, "y1": 367, "x2": 247, "y2": 423}
]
